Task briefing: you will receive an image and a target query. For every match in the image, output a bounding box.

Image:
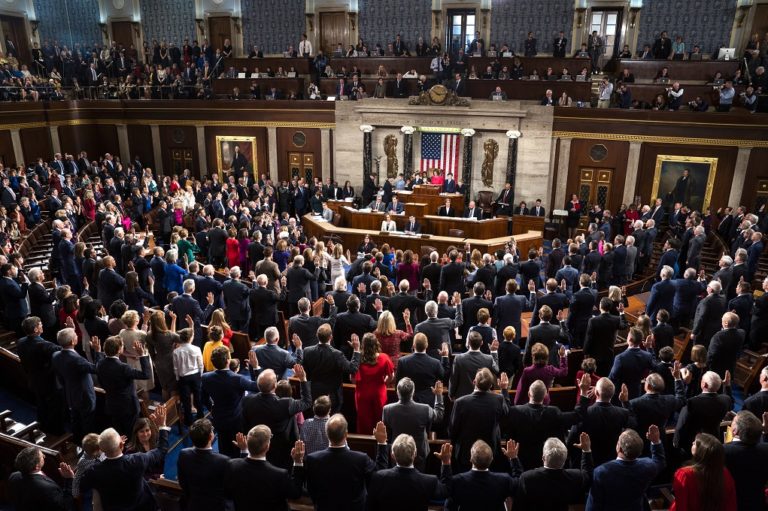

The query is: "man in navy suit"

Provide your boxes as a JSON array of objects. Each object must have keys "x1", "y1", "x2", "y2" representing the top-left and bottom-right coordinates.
[
  {"x1": 492, "y1": 279, "x2": 534, "y2": 340},
  {"x1": 304, "y1": 414, "x2": 389, "y2": 511},
  {"x1": 443, "y1": 173, "x2": 457, "y2": 193},
  {"x1": 464, "y1": 200, "x2": 482, "y2": 220},
  {"x1": 52, "y1": 328, "x2": 103, "y2": 442},
  {"x1": 566, "y1": 274, "x2": 597, "y2": 348},
  {"x1": 367, "y1": 433, "x2": 449, "y2": 510},
  {"x1": 530, "y1": 199, "x2": 546, "y2": 217},
  {"x1": 437, "y1": 437, "x2": 521, "y2": 508},
  {"x1": 608, "y1": 327, "x2": 663, "y2": 401},
  {"x1": 646, "y1": 266, "x2": 674, "y2": 325},
  {"x1": 386, "y1": 195, "x2": 404, "y2": 215},
  {"x1": 171, "y1": 279, "x2": 215, "y2": 346},
  {"x1": 530, "y1": 279, "x2": 570, "y2": 327},
  {"x1": 96, "y1": 256, "x2": 126, "y2": 311},
  {"x1": 79, "y1": 404, "x2": 170, "y2": 511},
  {"x1": 674, "y1": 370, "x2": 733, "y2": 452},
  {"x1": 196, "y1": 264, "x2": 224, "y2": 308},
  {"x1": 8, "y1": 446, "x2": 75, "y2": 511},
  {"x1": 576, "y1": 375, "x2": 631, "y2": 467},
  {"x1": 724, "y1": 410, "x2": 768, "y2": 511},
  {"x1": 393, "y1": 72, "x2": 408, "y2": 98},
  {"x1": 395, "y1": 333, "x2": 450, "y2": 405},
  {"x1": 403, "y1": 215, "x2": 421, "y2": 234},
  {"x1": 670, "y1": 267, "x2": 706, "y2": 331},
  {"x1": 746, "y1": 231, "x2": 764, "y2": 281},
  {"x1": 222, "y1": 267, "x2": 252, "y2": 332},
  {"x1": 0, "y1": 262, "x2": 29, "y2": 336},
  {"x1": 202, "y1": 346, "x2": 261, "y2": 457},
  {"x1": 452, "y1": 73, "x2": 466, "y2": 96},
  {"x1": 177, "y1": 418, "x2": 233, "y2": 511},
  {"x1": 655, "y1": 239, "x2": 679, "y2": 279},
  {"x1": 585, "y1": 425, "x2": 665, "y2": 511},
  {"x1": 97, "y1": 336, "x2": 152, "y2": 435}
]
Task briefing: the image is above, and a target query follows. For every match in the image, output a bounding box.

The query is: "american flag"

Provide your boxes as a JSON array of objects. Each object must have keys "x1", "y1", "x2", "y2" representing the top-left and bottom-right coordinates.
[{"x1": 420, "y1": 132, "x2": 461, "y2": 179}]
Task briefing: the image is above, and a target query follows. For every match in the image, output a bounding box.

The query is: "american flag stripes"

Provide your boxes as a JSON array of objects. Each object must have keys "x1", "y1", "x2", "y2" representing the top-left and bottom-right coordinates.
[{"x1": 420, "y1": 132, "x2": 462, "y2": 180}]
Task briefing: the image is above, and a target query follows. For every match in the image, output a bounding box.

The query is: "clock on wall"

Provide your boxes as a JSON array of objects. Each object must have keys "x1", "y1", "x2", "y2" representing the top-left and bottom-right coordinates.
[
  {"x1": 292, "y1": 131, "x2": 306, "y2": 148},
  {"x1": 172, "y1": 128, "x2": 186, "y2": 144},
  {"x1": 589, "y1": 144, "x2": 608, "y2": 162}
]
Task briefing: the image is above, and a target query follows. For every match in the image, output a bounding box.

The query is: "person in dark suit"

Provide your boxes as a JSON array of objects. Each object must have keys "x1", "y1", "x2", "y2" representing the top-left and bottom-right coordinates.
[
  {"x1": 303, "y1": 324, "x2": 361, "y2": 412},
  {"x1": 513, "y1": 202, "x2": 529, "y2": 216},
  {"x1": 367, "y1": 433, "x2": 448, "y2": 510},
  {"x1": 0, "y1": 262, "x2": 30, "y2": 336},
  {"x1": 242, "y1": 365, "x2": 312, "y2": 469},
  {"x1": 686, "y1": 226, "x2": 706, "y2": 270},
  {"x1": 646, "y1": 266, "x2": 674, "y2": 325},
  {"x1": 437, "y1": 198, "x2": 455, "y2": 217},
  {"x1": 691, "y1": 280, "x2": 727, "y2": 348},
  {"x1": 222, "y1": 267, "x2": 252, "y2": 332},
  {"x1": 584, "y1": 298, "x2": 628, "y2": 376},
  {"x1": 552, "y1": 31, "x2": 568, "y2": 58},
  {"x1": 492, "y1": 279, "x2": 534, "y2": 341},
  {"x1": 403, "y1": 215, "x2": 421, "y2": 234},
  {"x1": 443, "y1": 173, "x2": 458, "y2": 194},
  {"x1": 304, "y1": 414, "x2": 389, "y2": 511},
  {"x1": 289, "y1": 296, "x2": 337, "y2": 347},
  {"x1": 387, "y1": 279, "x2": 433, "y2": 331},
  {"x1": 196, "y1": 265, "x2": 224, "y2": 308},
  {"x1": 254, "y1": 327, "x2": 302, "y2": 380},
  {"x1": 674, "y1": 370, "x2": 733, "y2": 451},
  {"x1": 207, "y1": 219, "x2": 228, "y2": 266},
  {"x1": 171, "y1": 279, "x2": 216, "y2": 347},
  {"x1": 524, "y1": 306, "x2": 571, "y2": 367},
  {"x1": 437, "y1": 436, "x2": 521, "y2": 509},
  {"x1": 449, "y1": 368, "x2": 510, "y2": 472},
  {"x1": 707, "y1": 312, "x2": 745, "y2": 379},
  {"x1": 395, "y1": 333, "x2": 450, "y2": 405},
  {"x1": 333, "y1": 295, "x2": 377, "y2": 358},
  {"x1": 96, "y1": 336, "x2": 152, "y2": 435},
  {"x1": 414, "y1": 296, "x2": 463, "y2": 357},
  {"x1": 177, "y1": 418, "x2": 233, "y2": 511},
  {"x1": 724, "y1": 410, "x2": 768, "y2": 511},
  {"x1": 464, "y1": 200, "x2": 482, "y2": 219},
  {"x1": 746, "y1": 231, "x2": 764, "y2": 281},
  {"x1": 530, "y1": 280, "x2": 570, "y2": 327},
  {"x1": 530, "y1": 199, "x2": 546, "y2": 217},
  {"x1": 8, "y1": 446, "x2": 75, "y2": 511},
  {"x1": 728, "y1": 280, "x2": 753, "y2": 338},
  {"x1": 202, "y1": 346, "x2": 261, "y2": 458},
  {"x1": 576, "y1": 375, "x2": 632, "y2": 466},
  {"x1": 392, "y1": 72, "x2": 408, "y2": 98},
  {"x1": 79, "y1": 405, "x2": 170, "y2": 511},
  {"x1": 504, "y1": 380, "x2": 581, "y2": 471},
  {"x1": 566, "y1": 274, "x2": 597, "y2": 348},
  {"x1": 96, "y1": 256, "x2": 126, "y2": 312},
  {"x1": 671, "y1": 267, "x2": 707, "y2": 330},
  {"x1": 251, "y1": 274, "x2": 286, "y2": 340},
  {"x1": 620, "y1": 369, "x2": 686, "y2": 448},
  {"x1": 494, "y1": 253, "x2": 519, "y2": 298},
  {"x1": 16, "y1": 316, "x2": 65, "y2": 434},
  {"x1": 461, "y1": 282, "x2": 494, "y2": 338},
  {"x1": 586, "y1": 425, "x2": 665, "y2": 510},
  {"x1": 452, "y1": 73, "x2": 466, "y2": 96},
  {"x1": 608, "y1": 327, "x2": 663, "y2": 401},
  {"x1": 495, "y1": 183, "x2": 514, "y2": 216},
  {"x1": 450, "y1": 332, "x2": 499, "y2": 399},
  {"x1": 51, "y1": 328, "x2": 103, "y2": 442},
  {"x1": 743, "y1": 366, "x2": 768, "y2": 418},
  {"x1": 438, "y1": 250, "x2": 465, "y2": 295}
]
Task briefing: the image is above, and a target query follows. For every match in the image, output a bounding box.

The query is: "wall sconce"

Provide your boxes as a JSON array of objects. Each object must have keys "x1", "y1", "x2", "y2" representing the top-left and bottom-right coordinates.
[
  {"x1": 232, "y1": 17, "x2": 241, "y2": 34},
  {"x1": 433, "y1": 10, "x2": 440, "y2": 30},
  {"x1": 195, "y1": 18, "x2": 205, "y2": 36},
  {"x1": 29, "y1": 20, "x2": 39, "y2": 37},
  {"x1": 735, "y1": 3, "x2": 752, "y2": 28},
  {"x1": 575, "y1": 8, "x2": 587, "y2": 29},
  {"x1": 98, "y1": 23, "x2": 108, "y2": 38},
  {"x1": 628, "y1": 7, "x2": 640, "y2": 28},
  {"x1": 131, "y1": 22, "x2": 140, "y2": 36},
  {"x1": 306, "y1": 14, "x2": 314, "y2": 32},
  {"x1": 349, "y1": 13, "x2": 356, "y2": 31},
  {"x1": 481, "y1": 9, "x2": 489, "y2": 29}
]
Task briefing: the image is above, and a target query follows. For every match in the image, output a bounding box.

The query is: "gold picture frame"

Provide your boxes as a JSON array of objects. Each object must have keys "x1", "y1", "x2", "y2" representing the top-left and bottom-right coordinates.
[
  {"x1": 214, "y1": 136, "x2": 258, "y2": 182},
  {"x1": 651, "y1": 155, "x2": 718, "y2": 212}
]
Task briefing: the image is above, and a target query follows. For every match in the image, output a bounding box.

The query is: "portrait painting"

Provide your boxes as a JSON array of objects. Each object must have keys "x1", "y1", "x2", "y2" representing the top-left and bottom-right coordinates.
[
  {"x1": 215, "y1": 136, "x2": 257, "y2": 181},
  {"x1": 651, "y1": 155, "x2": 717, "y2": 213}
]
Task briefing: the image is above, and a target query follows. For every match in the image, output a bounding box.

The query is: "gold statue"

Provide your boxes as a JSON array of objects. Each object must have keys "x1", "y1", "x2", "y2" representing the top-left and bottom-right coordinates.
[
  {"x1": 481, "y1": 139, "x2": 499, "y2": 187},
  {"x1": 384, "y1": 134, "x2": 398, "y2": 179}
]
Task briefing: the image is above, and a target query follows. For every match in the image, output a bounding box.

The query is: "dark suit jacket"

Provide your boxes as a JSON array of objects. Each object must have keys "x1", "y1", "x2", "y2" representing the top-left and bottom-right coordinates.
[
  {"x1": 201, "y1": 369, "x2": 260, "y2": 432},
  {"x1": 692, "y1": 293, "x2": 727, "y2": 347},
  {"x1": 495, "y1": 263, "x2": 519, "y2": 298},
  {"x1": 450, "y1": 390, "x2": 510, "y2": 471},
  {"x1": 728, "y1": 293, "x2": 753, "y2": 335},
  {"x1": 0, "y1": 276, "x2": 29, "y2": 319},
  {"x1": 505, "y1": 403, "x2": 579, "y2": 471},
  {"x1": 583, "y1": 313, "x2": 627, "y2": 373},
  {"x1": 288, "y1": 309, "x2": 337, "y2": 348},
  {"x1": 96, "y1": 268, "x2": 126, "y2": 311},
  {"x1": 449, "y1": 351, "x2": 499, "y2": 399},
  {"x1": 524, "y1": 322, "x2": 570, "y2": 366},
  {"x1": 453, "y1": 79, "x2": 466, "y2": 96},
  {"x1": 461, "y1": 295, "x2": 493, "y2": 338},
  {"x1": 81, "y1": 429, "x2": 169, "y2": 511},
  {"x1": 302, "y1": 344, "x2": 360, "y2": 407},
  {"x1": 646, "y1": 279, "x2": 674, "y2": 325},
  {"x1": 608, "y1": 347, "x2": 662, "y2": 400},
  {"x1": 566, "y1": 287, "x2": 597, "y2": 347},
  {"x1": 671, "y1": 278, "x2": 705, "y2": 320},
  {"x1": 222, "y1": 278, "x2": 251, "y2": 324},
  {"x1": 438, "y1": 262, "x2": 465, "y2": 295},
  {"x1": 305, "y1": 445, "x2": 388, "y2": 511},
  {"x1": 414, "y1": 313, "x2": 463, "y2": 358},
  {"x1": 674, "y1": 391, "x2": 733, "y2": 449},
  {"x1": 251, "y1": 286, "x2": 283, "y2": 327},
  {"x1": 334, "y1": 311, "x2": 377, "y2": 357},
  {"x1": 96, "y1": 356, "x2": 151, "y2": 418},
  {"x1": 51, "y1": 348, "x2": 104, "y2": 411},
  {"x1": 440, "y1": 461, "x2": 521, "y2": 511},
  {"x1": 437, "y1": 205, "x2": 455, "y2": 217},
  {"x1": 177, "y1": 447, "x2": 232, "y2": 511},
  {"x1": 515, "y1": 451, "x2": 594, "y2": 511},
  {"x1": 9, "y1": 471, "x2": 71, "y2": 511},
  {"x1": 493, "y1": 293, "x2": 531, "y2": 340},
  {"x1": 578, "y1": 396, "x2": 631, "y2": 466},
  {"x1": 171, "y1": 294, "x2": 215, "y2": 346},
  {"x1": 197, "y1": 276, "x2": 224, "y2": 309},
  {"x1": 395, "y1": 352, "x2": 448, "y2": 404},
  {"x1": 585, "y1": 443, "x2": 665, "y2": 510},
  {"x1": 227, "y1": 459, "x2": 304, "y2": 511},
  {"x1": 743, "y1": 390, "x2": 768, "y2": 418},
  {"x1": 707, "y1": 328, "x2": 744, "y2": 378},
  {"x1": 724, "y1": 440, "x2": 768, "y2": 511},
  {"x1": 623, "y1": 382, "x2": 686, "y2": 443},
  {"x1": 530, "y1": 292, "x2": 569, "y2": 327},
  {"x1": 17, "y1": 335, "x2": 61, "y2": 397},
  {"x1": 366, "y1": 466, "x2": 447, "y2": 511}
]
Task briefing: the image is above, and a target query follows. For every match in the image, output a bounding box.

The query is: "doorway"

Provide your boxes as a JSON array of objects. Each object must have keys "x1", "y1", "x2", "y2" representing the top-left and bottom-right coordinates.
[
  {"x1": 284, "y1": 152, "x2": 315, "y2": 184},
  {"x1": 0, "y1": 15, "x2": 30, "y2": 63},
  {"x1": 578, "y1": 167, "x2": 613, "y2": 213},
  {"x1": 208, "y1": 17, "x2": 232, "y2": 54},
  {"x1": 446, "y1": 9, "x2": 476, "y2": 55},
  {"x1": 110, "y1": 21, "x2": 134, "y2": 50},
  {"x1": 319, "y1": 12, "x2": 347, "y2": 55},
  {"x1": 170, "y1": 148, "x2": 194, "y2": 175},
  {"x1": 588, "y1": 9, "x2": 623, "y2": 66}
]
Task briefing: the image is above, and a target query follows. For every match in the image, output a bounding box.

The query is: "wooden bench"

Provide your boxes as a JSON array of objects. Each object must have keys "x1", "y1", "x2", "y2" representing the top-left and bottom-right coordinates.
[{"x1": 733, "y1": 349, "x2": 768, "y2": 394}]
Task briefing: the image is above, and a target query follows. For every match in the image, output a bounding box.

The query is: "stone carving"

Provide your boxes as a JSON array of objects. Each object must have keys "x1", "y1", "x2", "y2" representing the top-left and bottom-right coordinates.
[
  {"x1": 408, "y1": 84, "x2": 471, "y2": 107},
  {"x1": 384, "y1": 134, "x2": 398, "y2": 178},
  {"x1": 481, "y1": 139, "x2": 499, "y2": 187}
]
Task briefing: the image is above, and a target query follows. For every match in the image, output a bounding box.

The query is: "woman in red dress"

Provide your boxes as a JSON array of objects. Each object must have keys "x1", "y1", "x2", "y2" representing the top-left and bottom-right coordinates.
[
  {"x1": 225, "y1": 227, "x2": 240, "y2": 269},
  {"x1": 670, "y1": 433, "x2": 736, "y2": 511},
  {"x1": 624, "y1": 203, "x2": 640, "y2": 236},
  {"x1": 374, "y1": 310, "x2": 412, "y2": 367},
  {"x1": 430, "y1": 169, "x2": 444, "y2": 186},
  {"x1": 354, "y1": 333, "x2": 394, "y2": 434}
]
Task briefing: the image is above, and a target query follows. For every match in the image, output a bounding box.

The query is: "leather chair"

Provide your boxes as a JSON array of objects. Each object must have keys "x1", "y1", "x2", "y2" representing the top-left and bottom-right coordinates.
[
  {"x1": 449, "y1": 229, "x2": 465, "y2": 238},
  {"x1": 477, "y1": 190, "x2": 494, "y2": 218}
]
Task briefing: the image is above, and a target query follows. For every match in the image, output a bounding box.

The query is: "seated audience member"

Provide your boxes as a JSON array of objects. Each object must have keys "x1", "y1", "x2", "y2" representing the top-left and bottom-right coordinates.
[{"x1": 541, "y1": 89, "x2": 554, "y2": 106}]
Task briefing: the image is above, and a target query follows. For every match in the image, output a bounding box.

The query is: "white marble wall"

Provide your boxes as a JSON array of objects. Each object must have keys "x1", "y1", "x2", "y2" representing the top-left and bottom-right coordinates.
[{"x1": 333, "y1": 99, "x2": 555, "y2": 207}]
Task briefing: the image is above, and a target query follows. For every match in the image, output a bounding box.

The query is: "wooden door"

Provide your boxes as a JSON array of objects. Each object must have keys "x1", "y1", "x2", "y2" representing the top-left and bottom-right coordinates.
[
  {"x1": 208, "y1": 17, "x2": 231, "y2": 53},
  {"x1": 0, "y1": 15, "x2": 30, "y2": 63},
  {"x1": 111, "y1": 21, "x2": 134, "y2": 49},
  {"x1": 320, "y1": 12, "x2": 347, "y2": 55},
  {"x1": 578, "y1": 168, "x2": 613, "y2": 212},
  {"x1": 284, "y1": 152, "x2": 315, "y2": 183},
  {"x1": 751, "y1": 4, "x2": 768, "y2": 39}
]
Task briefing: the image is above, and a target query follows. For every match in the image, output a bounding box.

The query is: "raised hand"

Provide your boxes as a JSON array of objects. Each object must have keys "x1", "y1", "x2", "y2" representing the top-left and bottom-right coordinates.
[
  {"x1": 65, "y1": 316, "x2": 75, "y2": 329},
  {"x1": 527, "y1": 280, "x2": 536, "y2": 293},
  {"x1": 135, "y1": 342, "x2": 147, "y2": 358},
  {"x1": 643, "y1": 334, "x2": 655, "y2": 350},
  {"x1": 373, "y1": 421, "x2": 387, "y2": 443},
  {"x1": 325, "y1": 295, "x2": 335, "y2": 306},
  {"x1": 291, "y1": 333, "x2": 302, "y2": 350},
  {"x1": 440, "y1": 343, "x2": 450, "y2": 357},
  {"x1": 499, "y1": 372, "x2": 509, "y2": 390},
  {"x1": 375, "y1": 298, "x2": 384, "y2": 313},
  {"x1": 618, "y1": 383, "x2": 629, "y2": 403},
  {"x1": 672, "y1": 360, "x2": 682, "y2": 380},
  {"x1": 452, "y1": 291, "x2": 461, "y2": 306},
  {"x1": 558, "y1": 345, "x2": 567, "y2": 358},
  {"x1": 357, "y1": 282, "x2": 367, "y2": 294},
  {"x1": 248, "y1": 350, "x2": 259, "y2": 369},
  {"x1": 724, "y1": 370, "x2": 732, "y2": 387},
  {"x1": 207, "y1": 292, "x2": 214, "y2": 305},
  {"x1": 291, "y1": 440, "x2": 305, "y2": 464},
  {"x1": 646, "y1": 424, "x2": 661, "y2": 444},
  {"x1": 293, "y1": 364, "x2": 307, "y2": 382},
  {"x1": 185, "y1": 314, "x2": 194, "y2": 327},
  {"x1": 58, "y1": 462, "x2": 75, "y2": 479},
  {"x1": 579, "y1": 373, "x2": 592, "y2": 396},
  {"x1": 434, "y1": 442, "x2": 453, "y2": 465},
  {"x1": 431, "y1": 380, "x2": 444, "y2": 396},
  {"x1": 490, "y1": 339, "x2": 499, "y2": 352},
  {"x1": 350, "y1": 334, "x2": 360, "y2": 352},
  {"x1": 90, "y1": 336, "x2": 101, "y2": 353},
  {"x1": 423, "y1": 278, "x2": 431, "y2": 290},
  {"x1": 232, "y1": 432, "x2": 247, "y2": 451},
  {"x1": 150, "y1": 403, "x2": 167, "y2": 428},
  {"x1": 402, "y1": 308, "x2": 410, "y2": 321},
  {"x1": 574, "y1": 432, "x2": 591, "y2": 452},
  {"x1": 484, "y1": 290, "x2": 492, "y2": 301},
  {"x1": 501, "y1": 439, "x2": 519, "y2": 460}
]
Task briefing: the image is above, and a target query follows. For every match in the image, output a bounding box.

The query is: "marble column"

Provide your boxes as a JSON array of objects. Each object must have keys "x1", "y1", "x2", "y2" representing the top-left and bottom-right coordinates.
[
  {"x1": 461, "y1": 129, "x2": 475, "y2": 201},
  {"x1": 729, "y1": 147, "x2": 752, "y2": 207},
  {"x1": 267, "y1": 127, "x2": 278, "y2": 182},
  {"x1": 360, "y1": 125, "x2": 374, "y2": 180},
  {"x1": 196, "y1": 126, "x2": 207, "y2": 179},
  {"x1": 150, "y1": 125, "x2": 163, "y2": 174},
  {"x1": 554, "y1": 137, "x2": 572, "y2": 212},
  {"x1": 49, "y1": 126, "x2": 61, "y2": 155},
  {"x1": 10, "y1": 129, "x2": 23, "y2": 166},
  {"x1": 505, "y1": 130, "x2": 521, "y2": 208},
  {"x1": 401, "y1": 126, "x2": 415, "y2": 180},
  {"x1": 320, "y1": 128, "x2": 331, "y2": 182},
  {"x1": 623, "y1": 141, "x2": 643, "y2": 205}
]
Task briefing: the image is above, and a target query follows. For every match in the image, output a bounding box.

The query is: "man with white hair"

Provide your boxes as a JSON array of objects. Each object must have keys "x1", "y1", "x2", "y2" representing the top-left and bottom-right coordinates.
[
  {"x1": 254, "y1": 327, "x2": 303, "y2": 379},
  {"x1": 691, "y1": 279, "x2": 726, "y2": 348},
  {"x1": 78, "y1": 405, "x2": 169, "y2": 511},
  {"x1": 288, "y1": 296, "x2": 337, "y2": 348},
  {"x1": 707, "y1": 311, "x2": 745, "y2": 379},
  {"x1": 389, "y1": 278, "x2": 434, "y2": 331},
  {"x1": 366, "y1": 433, "x2": 449, "y2": 508},
  {"x1": 713, "y1": 254, "x2": 734, "y2": 299},
  {"x1": 170, "y1": 278, "x2": 215, "y2": 346},
  {"x1": 515, "y1": 433, "x2": 594, "y2": 510},
  {"x1": 414, "y1": 292, "x2": 462, "y2": 358},
  {"x1": 576, "y1": 374, "x2": 631, "y2": 466},
  {"x1": 743, "y1": 366, "x2": 768, "y2": 418},
  {"x1": 222, "y1": 266, "x2": 252, "y2": 332},
  {"x1": 686, "y1": 224, "x2": 706, "y2": 270},
  {"x1": 674, "y1": 370, "x2": 734, "y2": 452},
  {"x1": 670, "y1": 267, "x2": 706, "y2": 331},
  {"x1": 27, "y1": 267, "x2": 57, "y2": 340}
]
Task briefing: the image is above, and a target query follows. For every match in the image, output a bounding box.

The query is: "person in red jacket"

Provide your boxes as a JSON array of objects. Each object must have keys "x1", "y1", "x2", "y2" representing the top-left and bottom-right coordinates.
[{"x1": 671, "y1": 432, "x2": 737, "y2": 511}]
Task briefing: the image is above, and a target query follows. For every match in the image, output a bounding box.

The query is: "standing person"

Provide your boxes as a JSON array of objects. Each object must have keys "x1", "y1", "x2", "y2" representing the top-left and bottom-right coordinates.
[
  {"x1": 177, "y1": 418, "x2": 232, "y2": 511},
  {"x1": 303, "y1": 324, "x2": 361, "y2": 413},
  {"x1": 174, "y1": 328, "x2": 205, "y2": 427},
  {"x1": 147, "y1": 309, "x2": 179, "y2": 401},
  {"x1": 587, "y1": 30, "x2": 603, "y2": 73},
  {"x1": 354, "y1": 333, "x2": 394, "y2": 434},
  {"x1": 566, "y1": 193, "x2": 582, "y2": 239},
  {"x1": 670, "y1": 433, "x2": 737, "y2": 511}
]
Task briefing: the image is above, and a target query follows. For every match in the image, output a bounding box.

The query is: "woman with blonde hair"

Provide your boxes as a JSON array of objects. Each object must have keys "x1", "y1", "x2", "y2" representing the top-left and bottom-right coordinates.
[
  {"x1": 354, "y1": 333, "x2": 394, "y2": 434},
  {"x1": 119, "y1": 309, "x2": 154, "y2": 397},
  {"x1": 147, "y1": 309, "x2": 178, "y2": 399},
  {"x1": 329, "y1": 243, "x2": 351, "y2": 285},
  {"x1": 374, "y1": 310, "x2": 412, "y2": 365},
  {"x1": 208, "y1": 308, "x2": 233, "y2": 346}
]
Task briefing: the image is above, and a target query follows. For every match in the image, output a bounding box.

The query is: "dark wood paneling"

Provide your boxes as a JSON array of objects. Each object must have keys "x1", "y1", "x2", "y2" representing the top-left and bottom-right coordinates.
[
  {"x1": 635, "y1": 143, "x2": 738, "y2": 212},
  {"x1": 159, "y1": 126, "x2": 199, "y2": 178},
  {"x1": 127, "y1": 125, "x2": 154, "y2": 169},
  {"x1": 741, "y1": 148, "x2": 768, "y2": 210},
  {"x1": 276, "y1": 127, "x2": 322, "y2": 183},
  {"x1": 0, "y1": 15, "x2": 30, "y2": 64},
  {"x1": 615, "y1": 60, "x2": 739, "y2": 82},
  {"x1": 565, "y1": 139, "x2": 629, "y2": 215},
  {"x1": 19, "y1": 127, "x2": 52, "y2": 165},
  {"x1": 0, "y1": 131, "x2": 15, "y2": 167},
  {"x1": 111, "y1": 21, "x2": 135, "y2": 49},
  {"x1": 204, "y1": 126, "x2": 268, "y2": 181},
  {"x1": 212, "y1": 78, "x2": 306, "y2": 97},
  {"x1": 208, "y1": 17, "x2": 232, "y2": 55},
  {"x1": 57, "y1": 124, "x2": 119, "y2": 158},
  {"x1": 320, "y1": 12, "x2": 347, "y2": 56}
]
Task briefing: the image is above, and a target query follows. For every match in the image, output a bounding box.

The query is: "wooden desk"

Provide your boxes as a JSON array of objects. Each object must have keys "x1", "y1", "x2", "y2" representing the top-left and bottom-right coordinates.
[
  {"x1": 466, "y1": 56, "x2": 590, "y2": 75},
  {"x1": 224, "y1": 57, "x2": 312, "y2": 75},
  {"x1": 341, "y1": 208, "x2": 410, "y2": 231},
  {"x1": 395, "y1": 189, "x2": 464, "y2": 216},
  {"x1": 512, "y1": 215, "x2": 546, "y2": 236},
  {"x1": 212, "y1": 77, "x2": 306, "y2": 96},
  {"x1": 302, "y1": 214, "x2": 542, "y2": 257},
  {"x1": 615, "y1": 59, "x2": 740, "y2": 83},
  {"x1": 465, "y1": 79, "x2": 592, "y2": 101},
  {"x1": 319, "y1": 77, "x2": 419, "y2": 97},
  {"x1": 423, "y1": 215, "x2": 507, "y2": 238},
  {"x1": 623, "y1": 83, "x2": 745, "y2": 106}
]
